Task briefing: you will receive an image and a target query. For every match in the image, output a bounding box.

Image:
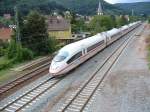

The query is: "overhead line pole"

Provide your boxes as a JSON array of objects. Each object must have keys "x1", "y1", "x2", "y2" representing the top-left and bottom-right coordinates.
[{"x1": 14, "y1": 6, "x2": 21, "y2": 43}]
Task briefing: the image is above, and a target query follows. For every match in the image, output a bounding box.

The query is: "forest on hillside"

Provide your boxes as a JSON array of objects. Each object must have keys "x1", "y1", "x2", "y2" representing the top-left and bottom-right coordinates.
[{"x1": 0, "y1": 0, "x2": 123, "y2": 16}]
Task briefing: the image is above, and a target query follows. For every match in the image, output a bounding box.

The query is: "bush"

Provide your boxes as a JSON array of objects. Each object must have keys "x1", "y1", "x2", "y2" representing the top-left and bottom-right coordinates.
[
  {"x1": 148, "y1": 17, "x2": 150, "y2": 23},
  {"x1": 21, "y1": 48, "x2": 34, "y2": 61},
  {"x1": 0, "y1": 47, "x2": 5, "y2": 56},
  {"x1": 6, "y1": 40, "x2": 34, "y2": 63},
  {"x1": 6, "y1": 40, "x2": 17, "y2": 59},
  {"x1": 47, "y1": 37, "x2": 59, "y2": 53},
  {"x1": 89, "y1": 15, "x2": 114, "y2": 34},
  {"x1": 0, "y1": 59, "x2": 12, "y2": 70},
  {"x1": 14, "y1": 43, "x2": 34, "y2": 62}
]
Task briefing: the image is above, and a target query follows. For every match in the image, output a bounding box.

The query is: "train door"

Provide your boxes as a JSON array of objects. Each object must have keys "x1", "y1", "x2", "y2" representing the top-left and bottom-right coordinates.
[
  {"x1": 82, "y1": 49, "x2": 87, "y2": 55},
  {"x1": 81, "y1": 44, "x2": 87, "y2": 55}
]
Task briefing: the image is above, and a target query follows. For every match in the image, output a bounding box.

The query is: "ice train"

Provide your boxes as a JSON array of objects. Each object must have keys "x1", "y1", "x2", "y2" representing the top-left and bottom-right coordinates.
[{"x1": 49, "y1": 21, "x2": 141, "y2": 76}]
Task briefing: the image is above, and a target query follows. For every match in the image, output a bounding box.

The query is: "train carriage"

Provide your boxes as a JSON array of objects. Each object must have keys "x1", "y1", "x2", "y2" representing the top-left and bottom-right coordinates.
[{"x1": 49, "y1": 21, "x2": 141, "y2": 77}]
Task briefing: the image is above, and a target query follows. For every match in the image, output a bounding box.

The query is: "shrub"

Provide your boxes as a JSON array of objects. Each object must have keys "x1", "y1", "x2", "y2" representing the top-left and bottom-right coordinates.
[
  {"x1": 0, "y1": 47, "x2": 5, "y2": 56},
  {"x1": 148, "y1": 17, "x2": 150, "y2": 23},
  {"x1": 6, "y1": 40, "x2": 34, "y2": 63},
  {"x1": 21, "y1": 48, "x2": 34, "y2": 61},
  {"x1": 6, "y1": 40, "x2": 17, "y2": 59},
  {"x1": 14, "y1": 43, "x2": 34, "y2": 62},
  {"x1": 0, "y1": 59, "x2": 12, "y2": 70},
  {"x1": 47, "y1": 37, "x2": 59, "y2": 53}
]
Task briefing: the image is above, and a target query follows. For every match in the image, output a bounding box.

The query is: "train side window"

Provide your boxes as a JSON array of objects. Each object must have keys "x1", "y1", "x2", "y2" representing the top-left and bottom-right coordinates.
[
  {"x1": 87, "y1": 40, "x2": 104, "y2": 52},
  {"x1": 67, "y1": 51, "x2": 82, "y2": 64}
]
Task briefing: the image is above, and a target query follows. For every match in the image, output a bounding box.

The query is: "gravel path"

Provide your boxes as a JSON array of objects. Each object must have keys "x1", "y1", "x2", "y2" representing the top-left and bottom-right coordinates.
[{"x1": 84, "y1": 23, "x2": 150, "y2": 112}]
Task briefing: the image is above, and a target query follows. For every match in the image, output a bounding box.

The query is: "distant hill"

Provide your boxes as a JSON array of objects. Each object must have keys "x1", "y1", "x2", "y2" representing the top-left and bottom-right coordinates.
[
  {"x1": 0, "y1": 0, "x2": 124, "y2": 16},
  {"x1": 48, "y1": 0, "x2": 124, "y2": 15},
  {"x1": 115, "y1": 2, "x2": 150, "y2": 15},
  {"x1": 0, "y1": 0, "x2": 67, "y2": 16}
]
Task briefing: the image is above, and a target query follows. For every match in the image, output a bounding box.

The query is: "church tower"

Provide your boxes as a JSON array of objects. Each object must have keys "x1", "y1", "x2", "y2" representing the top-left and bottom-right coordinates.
[{"x1": 97, "y1": 0, "x2": 103, "y2": 15}]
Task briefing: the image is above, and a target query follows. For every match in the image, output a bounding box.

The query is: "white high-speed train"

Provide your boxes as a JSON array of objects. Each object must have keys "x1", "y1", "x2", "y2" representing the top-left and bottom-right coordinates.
[{"x1": 49, "y1": 21, "x2": 141, "y2": 77}]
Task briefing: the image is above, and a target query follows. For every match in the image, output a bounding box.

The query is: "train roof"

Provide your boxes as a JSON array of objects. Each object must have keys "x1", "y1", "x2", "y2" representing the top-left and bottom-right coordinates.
[
  {"x1": 106, "y1": 28, "x2": 120, "y2": 36},
  {"x1": 121, "y1": 25, "x2": 129, "y2": 30},
  {"x1": 59, "y1": 33, "x2": 106, "y2": 55},
  {"x1": 57, "y1": 21, "x2": 139, "y2": 56}
]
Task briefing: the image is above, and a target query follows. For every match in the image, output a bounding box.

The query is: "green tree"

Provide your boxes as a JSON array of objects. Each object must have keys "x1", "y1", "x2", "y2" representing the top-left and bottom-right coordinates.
[
  {"x1": 116, "y1": 15, "x2": 128, "y2": 27},
  {"x1": 71, "y1": 18, "x2": 87, "y2": 33},
  {"x1": 89, "y1": 15, "x2": 114, "y2": 34},
  {"x1": 0, "y1": 17, "x2": 13, "y2": 26},
  {"x1": 21, "y1": 11, "x2": 49, "y2": 55},
  {"x1": 6, "y1": 39, "x2": 17, "y2": 59},
  {"x1": 148, "y1": 16, "x2": 150, "y2": 23}
]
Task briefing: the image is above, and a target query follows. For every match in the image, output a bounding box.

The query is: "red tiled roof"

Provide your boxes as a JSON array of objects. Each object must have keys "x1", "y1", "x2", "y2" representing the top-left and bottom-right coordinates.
[{"x1": 0, "y1": 28, "x2": 12, "y2": 41}]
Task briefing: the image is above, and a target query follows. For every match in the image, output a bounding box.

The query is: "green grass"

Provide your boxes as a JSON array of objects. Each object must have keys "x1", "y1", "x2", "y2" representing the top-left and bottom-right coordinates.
[
  {"x1": 0, "y1": 55, "x2": 47, "y2": 85},
  {"x1": 0, "y1": 57, "x2": 14, "y2": 85}
]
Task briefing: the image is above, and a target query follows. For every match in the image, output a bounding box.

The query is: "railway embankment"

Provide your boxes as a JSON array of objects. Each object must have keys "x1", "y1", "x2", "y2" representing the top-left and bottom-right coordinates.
[
  {"x1": 145, "y1": 24, "x2": 150, "y2": 67},
  {"x1": 84, "y1": 23, "x2": 150, "y2": 112}
]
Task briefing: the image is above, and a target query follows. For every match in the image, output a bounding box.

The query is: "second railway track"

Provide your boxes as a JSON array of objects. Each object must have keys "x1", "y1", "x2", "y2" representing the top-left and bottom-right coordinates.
[
  {"x1": 0, "y1": 59, "x2": 51, "y2": 99},
  {"x1": 56, "y1": 24, "x2": 143, "y2": 112},
  {"x1": 0, "y1": 76, "x2": 64, "y2": 112},
  {"x1": 0, "y1": 24, "x2": 143, "y2": 112}
]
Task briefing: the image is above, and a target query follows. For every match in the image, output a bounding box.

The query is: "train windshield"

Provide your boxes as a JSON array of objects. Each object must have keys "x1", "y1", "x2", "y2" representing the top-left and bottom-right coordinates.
[{"x1": 53, "y1": 51, "x2": 69, "y2": 62}]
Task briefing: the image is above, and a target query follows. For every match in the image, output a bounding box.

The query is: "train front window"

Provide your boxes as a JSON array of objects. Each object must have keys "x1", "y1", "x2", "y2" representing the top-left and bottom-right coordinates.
[{"x1": 54, "y1": 51, "x2": 69, "y2": 62}]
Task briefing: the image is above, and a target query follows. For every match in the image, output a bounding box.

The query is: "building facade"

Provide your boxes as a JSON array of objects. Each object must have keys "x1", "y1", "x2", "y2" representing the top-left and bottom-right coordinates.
[
  {"x1": 0, "y1": 23, "x2": 12, "y2": 42},
  {"x1": 47, "y1": 16, "x2": 72, "y2": 42}
]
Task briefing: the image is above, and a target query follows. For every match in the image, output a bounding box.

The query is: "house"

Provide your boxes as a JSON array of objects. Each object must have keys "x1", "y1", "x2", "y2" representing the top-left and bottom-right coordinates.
[
  {"x1": 3, "y1": 14, "x2": 11, "y2": 19},
  {"x1": 47, "y1": 16, "x2": 72, "y2": 43},
  {"x1": 0, "y1": 23, "x2": 12, "y2": 42}
]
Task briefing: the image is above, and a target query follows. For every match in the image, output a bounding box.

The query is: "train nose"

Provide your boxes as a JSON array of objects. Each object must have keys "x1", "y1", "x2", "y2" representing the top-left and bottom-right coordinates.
[
  {"x1": 49, "y1": 62, "x2": 67, "y2": 75},
  {"x1": 49, "y1": 65, "x2": 59, "y2": 74}
]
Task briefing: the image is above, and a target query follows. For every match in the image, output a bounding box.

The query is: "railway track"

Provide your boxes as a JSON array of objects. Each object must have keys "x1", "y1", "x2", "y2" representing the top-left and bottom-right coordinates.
[
  {"x1": 0, "y1": 59, "x2": 51, "y2": 99},
  {"x1": 0, "y1": 76, "x2": 63, "y2": 112},
  {"x1": 56, "y1": 24, "x2": 143, "y2": 112},
  {"x1": 0, "y1": 24, "x2": 142, "y2": 112}
]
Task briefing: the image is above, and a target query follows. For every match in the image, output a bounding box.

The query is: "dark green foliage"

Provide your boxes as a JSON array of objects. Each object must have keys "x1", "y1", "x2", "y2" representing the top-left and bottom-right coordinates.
[
  {"x1": 116, "y1": 16, "x2": 128, "y2": 27},
  {"x1": 6, "y1": 40, "x2": 17, "y2": 59},
  {"x1": 0, "y1": 0, "x2": 124, "y2": 16},
  {"x1": 47, "y1": 37, "x2": 59, "y2": 53},
  {"x1": 0, "y1": 59, "x2": 12, "y2": 70},
  {"x1": 0, "y1": 17, "x2": 13, "y2": 26},
  {"x1": 115, "y1": 2, "x2": 150, "y2": 16},
  {"x1": 0, "y1": 0, "x2": 67, "y2": 16},
  {"x1": 48, "y1": 0, "x2": 124, "y2": 15},
  {"x1": 89, "y1": 15, "x2": 114, "y2": 34},
  {"x1": 14, "y1": 43, "x2": 33, "y2": 62},
  {"x1": 0, "y1": 47, "x2": 5, "y2": 57},
  {"x1": 129, "y1": 16, "x2": 140, "y2": 22},
  {"x1": 0, "y1": 40, "x2": 8, "y2": 57},
  {"x1": 21, "y1": 11, "x2": 50, "y2": 55},
  {"x1": 148, "y1": 17, "x2": 150, "y2": 23},
  {"x1": 6, "y1": 39, "x2": 33, "y2": 63},
  {"x1": 71, "y1": 18, "x2": 87, "y2": 33}
]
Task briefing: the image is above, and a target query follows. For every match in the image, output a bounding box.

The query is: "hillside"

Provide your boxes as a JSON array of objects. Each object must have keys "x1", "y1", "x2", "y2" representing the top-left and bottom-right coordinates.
[
  {"x1": 45, "y1": 0, "x2": 124, "y2": 15},
  {"x1": 0, "y1": 0, "x2": 124, "y2": 16},
  {"x1": 115, "y1": 2, "x2": 150, "y2": 15},
  {"x1": 0, "y1": 0, "x2": 67, "y2": 16}
]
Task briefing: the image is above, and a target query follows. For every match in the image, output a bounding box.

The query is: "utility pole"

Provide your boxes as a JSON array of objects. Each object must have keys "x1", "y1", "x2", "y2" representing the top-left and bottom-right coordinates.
[
  {"x1": 132, "y1": 9, "x2": 134, "y2": 16},
  {"x1": 14, "y1": 6, "x2": 21, "y2": 43}
]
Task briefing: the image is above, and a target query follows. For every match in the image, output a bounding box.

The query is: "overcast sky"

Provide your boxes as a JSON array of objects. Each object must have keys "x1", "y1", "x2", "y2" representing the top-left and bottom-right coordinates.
[{"x1": 104, "y1": 0, "x2": 150, "y2": 4}]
